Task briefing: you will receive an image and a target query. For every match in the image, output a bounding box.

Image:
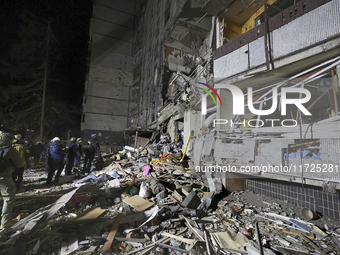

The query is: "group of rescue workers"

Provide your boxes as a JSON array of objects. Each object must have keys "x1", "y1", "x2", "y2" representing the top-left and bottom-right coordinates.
[{"x1": 0, "y1": 132, "x2": 102, "y2": 229}]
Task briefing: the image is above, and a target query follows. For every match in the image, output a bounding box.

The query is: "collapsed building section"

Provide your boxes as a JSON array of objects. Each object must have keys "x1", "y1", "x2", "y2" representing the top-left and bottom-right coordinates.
[{"x1": 82, "y1": 0, "x2": 340, "y2": 220}]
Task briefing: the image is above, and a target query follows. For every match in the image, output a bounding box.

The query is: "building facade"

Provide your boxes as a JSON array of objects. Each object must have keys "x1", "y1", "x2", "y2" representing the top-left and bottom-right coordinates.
[{"x1": 84, "y1": 0, "x2": 340, "y2": 218}]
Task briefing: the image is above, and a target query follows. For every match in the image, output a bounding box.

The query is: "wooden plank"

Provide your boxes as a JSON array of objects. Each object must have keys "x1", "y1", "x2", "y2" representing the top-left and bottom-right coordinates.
[
  {"x1": 331, "y1": 70, "x2": 338, "y2": 112},
  {"x1": 124, "y1": 228, "x2": 187, "y2": 255},
  {"x1": 183, "y1": 222, "x2": 204, "y2": 242},
  {"x1": 115, "y1": 237, "x2": 146, "y2": 242},
  {"x1": 329, "y1": 88, "x2": 336, "y2": 116},
  {"x1": 307, "y1": 90, "x2": 328, "y2": 110},
  {"x1": 102, "y1": 213, "x2": 123, "y2": 252},
  {"x1": 282, "y1": 228, "x2": 314, "y2": 239},
  {"x1": 114, "y1": 161, "x2": 126, "y2": 176},
  {"x1": 75, "y1": 207, "x2": 106, "y2": 221},
  {"x1": 162, "y1": 232, "x2": 195, "y2": 245},
  {"x1": 123, "y1": 195, "x2": 154, "y2": 212}
]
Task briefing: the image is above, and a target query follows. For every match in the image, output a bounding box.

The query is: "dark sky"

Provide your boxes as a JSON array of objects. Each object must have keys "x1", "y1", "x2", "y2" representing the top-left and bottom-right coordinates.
[{"x1": 0, "y1": 0, "x2": 93, "y2": 106}]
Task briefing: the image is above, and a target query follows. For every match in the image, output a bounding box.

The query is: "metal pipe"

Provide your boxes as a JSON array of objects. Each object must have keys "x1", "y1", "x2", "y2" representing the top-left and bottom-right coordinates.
[
  {"x1": 255, "y1": 222, "x2": 264, "y2": 255},
  {"x1": 156, "y1": 242, "x2": 190, "y2": 254},
  {"x1": 204, "y1": 230, "x2": 213, "y2": 255},
  {"x1": 196, "y1": 12, "x2": 208, "y2": 25},
  {"x1": 264, "y1": 4, "x2": 270, "y2": 70}
]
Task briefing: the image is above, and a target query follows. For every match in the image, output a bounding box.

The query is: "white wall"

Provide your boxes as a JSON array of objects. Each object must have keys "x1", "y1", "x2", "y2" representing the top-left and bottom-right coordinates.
[{"x1": 83, "y1": 0, "x2": 135, "y2": 133}]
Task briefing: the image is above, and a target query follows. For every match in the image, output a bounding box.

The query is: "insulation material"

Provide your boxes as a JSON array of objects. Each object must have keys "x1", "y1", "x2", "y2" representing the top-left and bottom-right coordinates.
[{"x1": 210, "y1": 230, "x2": 248, "y2": 251}]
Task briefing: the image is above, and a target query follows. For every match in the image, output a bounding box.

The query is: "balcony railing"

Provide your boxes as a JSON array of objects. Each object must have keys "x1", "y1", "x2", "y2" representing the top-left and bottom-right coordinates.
[{"x1": 214, "y1": 0, "x2": 332, "y2": 60}]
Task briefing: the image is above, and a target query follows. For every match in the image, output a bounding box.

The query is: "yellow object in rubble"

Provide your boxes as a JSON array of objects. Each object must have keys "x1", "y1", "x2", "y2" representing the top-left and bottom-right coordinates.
[
  {"x1": 150, "y1": 160, "x2": 162, "y2": 165},
  {"x1": 181, "y1": 130, "x2": 192, "y2": 162}
]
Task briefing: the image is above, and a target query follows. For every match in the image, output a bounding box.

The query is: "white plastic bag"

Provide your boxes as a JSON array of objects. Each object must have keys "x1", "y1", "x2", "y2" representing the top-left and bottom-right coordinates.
[{"x1": 139, "y1": 182, "x2": 152, "y2": 198}]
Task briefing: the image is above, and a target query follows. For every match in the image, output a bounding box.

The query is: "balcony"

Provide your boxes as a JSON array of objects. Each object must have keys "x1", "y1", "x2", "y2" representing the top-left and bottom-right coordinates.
[{"x1": 214, "y1": 0, "x2": 340, "y2": 81}]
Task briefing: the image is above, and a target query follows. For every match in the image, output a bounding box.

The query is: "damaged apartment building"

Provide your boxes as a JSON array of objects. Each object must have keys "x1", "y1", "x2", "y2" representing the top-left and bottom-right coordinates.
[{"x1": 82, "y1": 0, "x2": 340, "y2": 220}]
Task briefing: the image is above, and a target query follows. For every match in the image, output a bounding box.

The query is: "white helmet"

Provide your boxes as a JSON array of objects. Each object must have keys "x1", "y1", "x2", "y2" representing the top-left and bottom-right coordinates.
[{"x1": 52, "y1": 137, "x2": 61, "y2": 142}]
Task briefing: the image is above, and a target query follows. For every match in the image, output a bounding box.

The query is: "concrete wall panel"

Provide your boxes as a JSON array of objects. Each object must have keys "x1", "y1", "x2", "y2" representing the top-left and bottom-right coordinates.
[
  {"x1": 252, "y1": 137, "x2": 340, "y2": 182},
  {"x1": 249, "y1": 36, "x2": 265, "y2": 68},
  {"x1": 214, "y1": 139, "x2": 256, "y2": 164},
  {"x1": 95, "y1": 0, "x2": 135, "y2": 15},
  {"x1": 93, "y1": 4, "x2": 134, "y2": 28},
  {"x1": 89, "y1": 65, "x2": 133, "y2": 86},
  {"x1": 90, "y1": 48, "x2": 133, "y2": 71},
  {"x1": 93, "y1": 19, "x2": 133, "y2": 42},
  {"x1": 255, "y1": 140, "x2": 285, "y2": 167},
  {"x1": 87, "y1": 80, "x2": 129, "y2": 100},
  {"x1": 91, "y1": 34, "x2": 132, "y2": 55},
  {"x1": 272, "y1": 0, "x2": 340, "y2": 60},
  {"x1": 214, "y1": 45, "x2": 248, "y2": 79},
  {"x1": 83, "y1": 113, "x2": 127, "y2": 131},
  {"x1": 202, "y1": 140, "x2": 213, "y2": 156},
  {"x1": 86, "y1": 97, "x2": 129, "y2": 116}
]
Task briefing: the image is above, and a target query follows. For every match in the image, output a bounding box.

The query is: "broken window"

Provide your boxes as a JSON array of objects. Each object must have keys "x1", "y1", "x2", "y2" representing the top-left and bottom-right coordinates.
[{"x1": 239, "y1": 66, "x2": 338, "y2": 129}]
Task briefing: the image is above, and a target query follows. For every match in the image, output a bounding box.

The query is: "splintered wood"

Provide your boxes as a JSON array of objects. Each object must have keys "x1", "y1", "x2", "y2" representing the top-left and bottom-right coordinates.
[{"x1": 103, "y1": 213, "x2": 123, "y2": 252}]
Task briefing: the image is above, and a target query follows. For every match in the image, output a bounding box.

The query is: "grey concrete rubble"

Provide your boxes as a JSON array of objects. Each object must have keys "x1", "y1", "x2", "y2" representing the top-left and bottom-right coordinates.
[{"x1": 0, "y1": 141, "x2": 340, "y2": 255}]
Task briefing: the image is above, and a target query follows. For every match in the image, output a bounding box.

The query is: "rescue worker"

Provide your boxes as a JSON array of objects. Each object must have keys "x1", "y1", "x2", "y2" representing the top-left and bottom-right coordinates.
[
  {"x1": 83, "y1": 140, "x2": 95, "y2": 174},
  {"x1": 46, "y1": 137, "x2": 64, "y2": 184},
  {"x1": 24, "y1": 137, "x2": 33, "y2": 154},
  {"x1": 0, "y1": 133, "x2": 24, "y2": 228},
  {"x1": 65, "y1": 137, "x2": 77, "y2": 175},
  {"x1": 12, "y1": 134, "x2": 30, "y2": 191},
  {"x1": 91, "y1": 134, "x2": 102, "y2": 161},
  {"x1": 32, "y1": 140, "x2": 44, "y2": 166},
  {"x1": 74, "y1": 137, "x2": 83, "y2": 168}
]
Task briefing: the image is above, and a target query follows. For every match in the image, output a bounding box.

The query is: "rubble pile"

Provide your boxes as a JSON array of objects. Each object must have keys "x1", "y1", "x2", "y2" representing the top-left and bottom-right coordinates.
[{"x1": 0, "y1": 140, "x2": 340, "y2": 255}]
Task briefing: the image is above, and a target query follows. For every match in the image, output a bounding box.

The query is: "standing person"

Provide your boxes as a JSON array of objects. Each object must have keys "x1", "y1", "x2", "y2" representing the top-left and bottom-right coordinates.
[
  {"x1": 74, "y1": 138, "x2": 83, "y2": 168},
  {"x1": 91, "y1": 134, "x2": 103, "y2": 161},
  {"x1": 46, "y1": 137, "x2": 64, "y2": 184},
  {"x1": 32, "y1": 140, "x2": 45, "y2": 166},
  {"x1": 24, "y1": 137, "x2": 33, "y2": 155},
  {"x1": 0, "y1": 133, "x2": 24, "y2": 228},
  {"x1": 11, "y1": 134, "x2": 30, "y2": 191},
  {"x1": 65, "y1": 137, "x2": 77, "y2": 175},
  {"x1": 83, "y1": 140, "x2": 95, "y2": 174}
]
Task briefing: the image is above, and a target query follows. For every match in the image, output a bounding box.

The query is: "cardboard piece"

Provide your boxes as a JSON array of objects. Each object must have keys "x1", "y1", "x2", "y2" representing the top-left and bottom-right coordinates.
[{"x1": 123, "y1": 195, "x2": 154, "y2": 212}]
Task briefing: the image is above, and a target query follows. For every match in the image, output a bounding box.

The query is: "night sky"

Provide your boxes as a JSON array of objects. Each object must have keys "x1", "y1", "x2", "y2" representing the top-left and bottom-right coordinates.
[{"x1": 0, "y1": 0, "x2": 93, "y2": 106}]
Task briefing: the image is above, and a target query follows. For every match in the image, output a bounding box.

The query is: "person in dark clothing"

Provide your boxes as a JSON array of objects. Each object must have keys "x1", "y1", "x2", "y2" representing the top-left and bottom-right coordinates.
[
  {"x1": 91, "y1": 134, "x2": 102, "y2": 161},
  {"x1": 83, "y1": 141, "x2": 95, "y2": 174},
  {"x1": 74, "y1": 138, "x2": 83, "y2": 168},
  {"x1": 65, "y1": 137, "x2": 77, "y2": 175},
  {"x1": 32, "y1": 140, "x2": 44, "y2": 166},
  {"x1": 24, "y1": 138, "x2": 33, "y2": 155},
  {"x1": 46, "y1": 137, "x2": 64, "y2": 184},
  {"x1": 0, "y1": 133, "x2": 24, "y2": 228}
]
